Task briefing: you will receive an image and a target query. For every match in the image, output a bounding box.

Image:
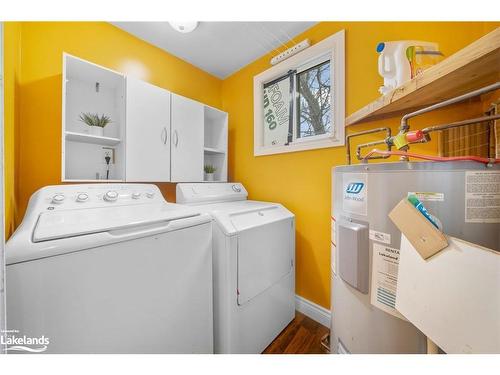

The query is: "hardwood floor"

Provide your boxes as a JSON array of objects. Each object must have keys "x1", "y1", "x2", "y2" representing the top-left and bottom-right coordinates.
[{"x1": 263, "y1": 311, "x2": 330, "y2": 354}]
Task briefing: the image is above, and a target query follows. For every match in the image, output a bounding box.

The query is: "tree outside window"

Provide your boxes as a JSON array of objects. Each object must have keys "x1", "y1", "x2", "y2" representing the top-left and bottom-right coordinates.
[{"x1": 296, "y1": 60, "x2": 331, "y2": 139}]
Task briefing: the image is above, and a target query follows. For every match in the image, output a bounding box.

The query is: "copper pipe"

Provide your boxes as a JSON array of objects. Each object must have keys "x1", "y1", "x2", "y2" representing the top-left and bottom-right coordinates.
[
  {"x1": 422, "y1": 114, "x2": 500, "y2": 134},
  {"x1": 346, "y1": 127, "x2": 391, "y2": 164},
  {"x1": 356, "y1": 140, "x2": 390, "y2": 161},
  {"x1": 400, "y1": 82, "x2": 500, "y2": 133}
]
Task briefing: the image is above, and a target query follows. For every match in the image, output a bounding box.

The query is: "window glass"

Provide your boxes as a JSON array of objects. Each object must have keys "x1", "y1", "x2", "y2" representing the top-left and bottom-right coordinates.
[
  {"x1": 296, "y1": 60, "x2": 331, "y2": 139},
  {"x1": 263, "y1": 74, "x2": 292, "y2": 147}
]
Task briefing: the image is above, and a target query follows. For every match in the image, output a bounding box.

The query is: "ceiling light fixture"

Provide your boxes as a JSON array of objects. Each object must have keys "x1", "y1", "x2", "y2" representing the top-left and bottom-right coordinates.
[{"x1": 169, "y1": 22, "x2": 199, "y2": 34}]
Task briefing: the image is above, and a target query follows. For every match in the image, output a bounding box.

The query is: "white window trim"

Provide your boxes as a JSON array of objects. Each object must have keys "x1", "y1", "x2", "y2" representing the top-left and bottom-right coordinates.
[{"x1": 253, "y1": 29, "x2": 345, "y2": 156}]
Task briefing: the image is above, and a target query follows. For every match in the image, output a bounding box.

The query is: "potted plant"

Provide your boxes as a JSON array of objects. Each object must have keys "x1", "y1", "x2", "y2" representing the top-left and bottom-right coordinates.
[
  {"x1": 79, "y1": 112, "x2": 112, "y2": 137},
  {"x1": 204, "y1": 164, "x2": 217, "y2": 181}
]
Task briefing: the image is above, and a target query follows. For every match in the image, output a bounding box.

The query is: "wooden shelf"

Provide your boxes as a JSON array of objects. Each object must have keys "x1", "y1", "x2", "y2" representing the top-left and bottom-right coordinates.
[
  {"x1": 346, "y1": 28, "x2": 500, "y2": 126},
  {"x1": 65, "y1": 131, "x2": 121, "y2": 146},
  {"x1": 204, "y1": 147, "x2": 226, "y2": 155}
]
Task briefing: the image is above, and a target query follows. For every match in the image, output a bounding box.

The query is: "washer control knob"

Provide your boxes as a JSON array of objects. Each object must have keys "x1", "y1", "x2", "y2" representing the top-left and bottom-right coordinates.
[
  {"x1": 132, "y1": 192, "x2": 141, "y2": 200},
  {"x1": 146, "y1": 191, "x2": 155, "y2": 199},
  {"x1": 232, "y1": 184, "x2": 242, "y2": 193},
  {"x1": 104, "y1": 190, "x2": 119, "y2": 202},
  {"x1": 76, "y1": 193, "x2": 89, "y2": 202},
  {"x1": 51, "y1": 194, "x2": 65, "y2": 204}
]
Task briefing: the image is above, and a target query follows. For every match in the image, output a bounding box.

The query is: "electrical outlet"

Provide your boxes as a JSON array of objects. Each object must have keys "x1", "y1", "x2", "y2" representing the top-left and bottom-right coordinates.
[{"x1": 101, "y1": 147, "x2": 115, "y2": 164}]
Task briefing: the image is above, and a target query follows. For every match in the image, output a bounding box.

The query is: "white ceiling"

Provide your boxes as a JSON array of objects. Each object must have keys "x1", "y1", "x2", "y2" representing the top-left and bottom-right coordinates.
[{"x1": 111, "y1": 22, "x2": 316, "y2": 79}]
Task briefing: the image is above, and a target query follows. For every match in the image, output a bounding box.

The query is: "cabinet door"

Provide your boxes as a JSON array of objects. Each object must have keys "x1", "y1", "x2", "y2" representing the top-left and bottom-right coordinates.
[
  {"x1": 126, "y1": 77, "x2": 171, "y2": 182},
  {"x1": 171, "y1": 94, "x2": 204, "y2": 182}
]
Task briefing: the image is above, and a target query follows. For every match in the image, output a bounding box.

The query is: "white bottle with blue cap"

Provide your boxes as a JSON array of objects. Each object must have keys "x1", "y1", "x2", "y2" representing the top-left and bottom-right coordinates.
[{"x1": 376, "y1": 40, "x2": 439, "y2": 95}]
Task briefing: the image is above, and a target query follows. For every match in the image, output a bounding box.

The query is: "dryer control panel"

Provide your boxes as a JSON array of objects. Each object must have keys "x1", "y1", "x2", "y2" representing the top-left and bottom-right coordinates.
[{"x1": 176, "y1": 183, "x2": 248, "y2": 204}]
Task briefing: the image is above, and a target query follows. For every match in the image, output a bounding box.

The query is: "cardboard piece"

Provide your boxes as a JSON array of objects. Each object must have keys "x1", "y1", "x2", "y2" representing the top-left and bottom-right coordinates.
[
  {"x1": 388, "y1": 198, "x2": 448, "y2": 259},
  {"x1": 396, "y1": 234, "x2": 500, "y2": 354}
]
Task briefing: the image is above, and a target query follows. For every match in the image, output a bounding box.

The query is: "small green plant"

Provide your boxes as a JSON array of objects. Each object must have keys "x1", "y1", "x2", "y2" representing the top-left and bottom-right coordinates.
[
  {"x1": 204, "y1": 164, "x2": 217, "y2": 174},
  {"x1": 79, "y1": 112, "x2": 113, "y2": 128}
]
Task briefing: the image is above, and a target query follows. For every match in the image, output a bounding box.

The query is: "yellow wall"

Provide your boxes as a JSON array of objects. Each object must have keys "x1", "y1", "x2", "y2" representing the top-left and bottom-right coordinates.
[
  {"x1": 4, "y1": 21, "x2": 498, "y2": 310},
  {"x1": 221, "y1": 22, "x2": 495, "y2": 309},
  {"x1": 3, "y1": 22, "x2": 21, "y2": 238},
  {"x1": 8, "y1": 22, "x2": 223, "y2": 228}
]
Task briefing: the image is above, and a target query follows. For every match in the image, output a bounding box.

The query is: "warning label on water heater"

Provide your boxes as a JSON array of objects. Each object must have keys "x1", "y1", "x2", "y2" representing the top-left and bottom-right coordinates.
[
  {"x1": 465, "y1": 171, "x2": 500, "y2": 223},
  {"x1": 370, "y1": 243, "x2": 406, "y2": 321}
]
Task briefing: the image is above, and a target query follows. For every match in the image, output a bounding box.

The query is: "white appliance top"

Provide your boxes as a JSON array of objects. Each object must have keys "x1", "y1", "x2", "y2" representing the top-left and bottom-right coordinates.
[
  {"x1": 176, "y1": 183, "x2": 294, "y2": 236},
  {"x1": 6, "y1": 184, "x2": 209, "y2": 264},
  {"x1": 176, "y1": 183, "x2": 248, "y2": 204}
]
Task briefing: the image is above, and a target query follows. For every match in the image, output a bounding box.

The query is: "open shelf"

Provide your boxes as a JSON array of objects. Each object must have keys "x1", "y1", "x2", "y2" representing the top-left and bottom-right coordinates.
[
  {"x1": 204, "y1": 106, "x2": 227, "y2": 149},
  {"x1": 62, "y1": 53, "x2": 126, "y2": 181},
  {"x1": 203, "y1": 105, "x2": 228, "y2": 182},
  {"x1": 204, "y1": 153, "x2": 226, "y2": 182},
  {"x1": 65, "y1": 131, "x2": 121, "y2": 146},
  {"x1": 346, "y1": 28, "x2": 500, "y2": 126}
]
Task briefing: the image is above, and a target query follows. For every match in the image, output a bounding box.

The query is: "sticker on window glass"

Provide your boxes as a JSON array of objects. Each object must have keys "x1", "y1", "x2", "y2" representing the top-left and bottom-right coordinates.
[{"x1": 263, "y1": 77, "x2": 291, "y2": 147}]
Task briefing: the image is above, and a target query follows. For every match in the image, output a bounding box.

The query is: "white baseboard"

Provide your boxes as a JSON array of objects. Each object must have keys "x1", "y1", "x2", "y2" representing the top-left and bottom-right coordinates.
[{"x1": 295, "y1": 295, "x2": 331, "y2": 328}]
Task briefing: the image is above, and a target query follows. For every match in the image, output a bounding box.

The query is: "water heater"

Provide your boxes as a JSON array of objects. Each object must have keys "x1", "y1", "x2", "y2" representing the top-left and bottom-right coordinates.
[{"x1": 331, "y1": 161, "x2": 499, "y2": 354}]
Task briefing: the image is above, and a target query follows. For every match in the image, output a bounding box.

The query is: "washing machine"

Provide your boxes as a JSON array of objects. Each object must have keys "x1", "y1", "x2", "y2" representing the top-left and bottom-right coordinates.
[
  {"x1": 176, "y1": 183, "x2": 295, "y2": 353},
  {"x1": 5, "y1": 184, "x2": 213, "y2": 354}
]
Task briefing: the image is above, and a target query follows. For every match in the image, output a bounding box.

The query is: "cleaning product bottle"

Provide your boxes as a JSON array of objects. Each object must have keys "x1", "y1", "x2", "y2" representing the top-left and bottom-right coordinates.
[
  {"x1": 410, "y1": 46, "x2": 444, "y2": 78},
  {"x1": 377, "y1": 41, "x2": 441, "y2": 95},
  {"x1": 407, "y1": 195, "x2": 441, "y2": 229}
]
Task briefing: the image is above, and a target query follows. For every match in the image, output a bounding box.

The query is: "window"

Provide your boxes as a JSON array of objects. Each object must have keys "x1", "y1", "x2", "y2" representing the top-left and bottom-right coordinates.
[
  {"x1": 296, "y1": 60, "x2": 331, "y2": 140},
  {"x1": 254, "y1": 30, "x2": 344, "y2": 156}
]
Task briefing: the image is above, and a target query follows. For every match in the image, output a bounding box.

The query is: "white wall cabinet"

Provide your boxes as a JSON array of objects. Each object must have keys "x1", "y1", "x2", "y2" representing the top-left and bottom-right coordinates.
[
  {"x1": 62, "y1": 54, "x2": 227, "y2": 183},
  {"x1": 170, "y1": 94, "x2": 204, "y2": 182},
  {"x1": 125, "y1": 77, "x2": 171, "y2": 182}
]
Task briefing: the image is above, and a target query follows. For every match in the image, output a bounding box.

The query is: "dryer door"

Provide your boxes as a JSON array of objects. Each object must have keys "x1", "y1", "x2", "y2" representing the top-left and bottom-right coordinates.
[{"x1": 231, "y1": 207, "x2": 294, "y2": 306}]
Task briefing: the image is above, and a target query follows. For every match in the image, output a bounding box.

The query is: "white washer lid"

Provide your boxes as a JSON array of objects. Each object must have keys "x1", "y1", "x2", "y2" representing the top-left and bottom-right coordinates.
[
  {"x1": 192, "y1": 200, "x2": 294, "y2": 236},
  {"x1": 33, "y1": 203, "x2": 199, "y2": 242}
]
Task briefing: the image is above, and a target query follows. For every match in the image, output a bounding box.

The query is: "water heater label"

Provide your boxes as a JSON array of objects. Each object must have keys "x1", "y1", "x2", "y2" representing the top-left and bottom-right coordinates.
[
  {"x1": 369, "y1": 229, "x2": 391, "y2": 244},
  {"x1": 407, "y1": 191, "x2": 444, "y2": 202},
  {"x1": 465, "y1": 171, "x2": 500, "y2": 223},
  {"x1": 343, "y1": 173, "x2": 368, "y2": 216},
  {"x1": 370, "y1": 243, "x2": 407, "y2": 321}
]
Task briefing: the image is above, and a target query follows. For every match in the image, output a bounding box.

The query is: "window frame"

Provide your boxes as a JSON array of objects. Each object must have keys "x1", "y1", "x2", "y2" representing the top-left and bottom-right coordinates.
[{"x1": 253, "y1": 30, "x2": 345, "y2": 156}]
